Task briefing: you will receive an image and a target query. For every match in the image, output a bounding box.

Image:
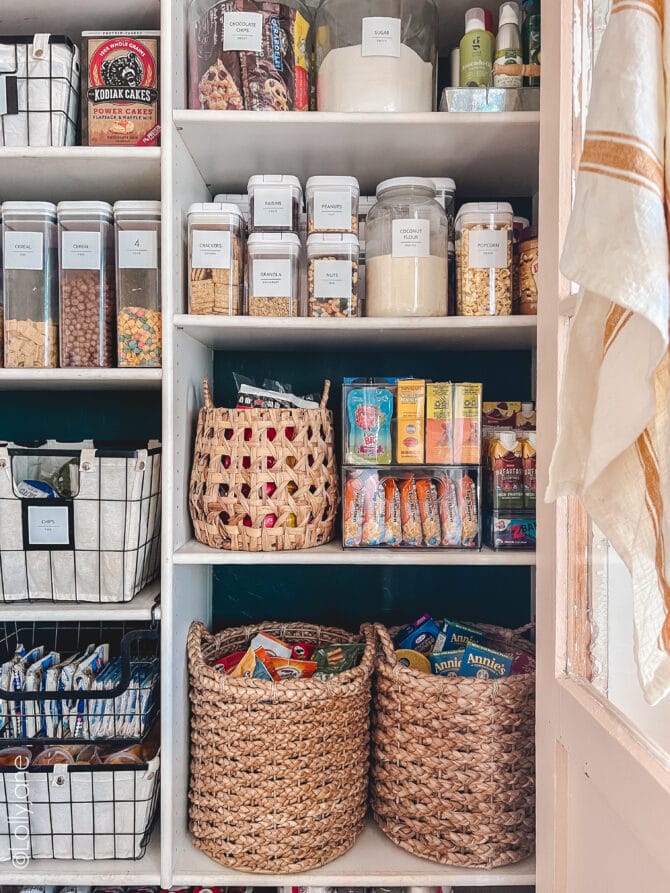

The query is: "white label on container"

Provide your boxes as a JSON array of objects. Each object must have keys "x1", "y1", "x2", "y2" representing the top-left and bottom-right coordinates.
[
  {"x1": 119, "y1": 230, "x2": 158, "y2": 269},
  {"x1": 192, "y1": 230, "x2": 231, "y2": 270},
  {"x1": 252, "y1": 259, "x2": 292, "y2": 297},
  {"x1": 253, "y1": 188, "x2": 292, "y2": 228},
  {"x1": 362, "y1": 17, "x2": 401, "y2": 58},
  {"x1": 28, "y1": 505, "x2": 70, "y2": 546},
  {"x1": 61, "y1": 231, "x2": 101, "y2": 270},
  {"x1": 313, "y1": 190, "x2": 351, "y2": 231},
  {"x1": 223, "y1": 11, "x2": 263, "y2": 52},
  {"x1": 392, "y1": 219, "x2": 430, "y2": 258},
  {"x1": 468, "y1": 229, "x2": 508, "y2": 268},
  {"x1": 313, "y1": 260, "x2": 352, "y2": 299},
  {"x1": 4, "y1": 232, "x2": 43, "y2": 270}
]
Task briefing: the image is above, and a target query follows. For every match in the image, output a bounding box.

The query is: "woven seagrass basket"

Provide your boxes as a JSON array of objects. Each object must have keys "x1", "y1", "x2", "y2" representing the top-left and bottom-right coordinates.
[
  {"x1": 371, "y1": 622, "x2": 535, "y2": 869},
  {"x1": 189, "y1": 379, "x2": 339, "y2": 551},
  {"x1": 188, "y1": 620, "x2": 375, "y2": 873}
]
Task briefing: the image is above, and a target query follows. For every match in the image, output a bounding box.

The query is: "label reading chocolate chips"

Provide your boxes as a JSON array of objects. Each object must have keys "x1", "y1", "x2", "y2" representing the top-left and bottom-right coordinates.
[
  {"x1": 4, "y1": 232, "x2": 43, "y2": 270},
  {"x1": 362, "y1": 17, "x2": 401, "y2": 58},
  {"x1": 252, "y1": 260, "x2": 292, "y2": 297},
  {"x1": 313, "y1": 190, "x2": 351, "y2": 231},
  {"x1": 192, "y1": 230, "x2": 231, "y2": 270},
  {"x1": 61, "y1": 232, "x2": 102, "y2": 270},
  {"x1": 223, "y1": 12, "x2": 263, "y2": 53},
  {"x1": 313, "y1": 260, "x2": 352, "y2": 299},
  {"x1": 253, "y1": 188, "x2": 292, "y2": 228},
  {"x1": 392, "y1": 219, "x2": 430, "y2": 258},
  {"x1": 469, "y1": 230, "x2": 508, "y2": 269},
  {"x1": 119, "y1": 231, "x2": 158, "y2": 269}
]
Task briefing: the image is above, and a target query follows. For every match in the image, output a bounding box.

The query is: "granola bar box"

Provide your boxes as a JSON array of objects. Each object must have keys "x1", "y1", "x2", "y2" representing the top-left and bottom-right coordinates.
[
  {"x1": 82, "y1": 32, "x2": 160, "y2": 147},
  {"x1": 188, "y1": 0, "x2": 310, "y2": 112}
]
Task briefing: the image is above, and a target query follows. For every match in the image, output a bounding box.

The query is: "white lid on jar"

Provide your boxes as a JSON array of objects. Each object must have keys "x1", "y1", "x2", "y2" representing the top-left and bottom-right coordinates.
[
  {"x1": 114, "y1": 200, "x2": 162, "y2": 219},
  {"x1": 187, "y1": 202, "x2": 244, "y2": 225},
  {"x1": 306, "y1": 176, "x2": 360, "y2": 195},
  {"x1": 248, "y1": 232, "x2": 301, "y2": 254},
  {"x1": 499, "y1": 431, "x2": 520, "y2": 451},
  {"x1": 376, "y1": 177, "x2": 436, "y2": 197},
  {"x1": 307, "y1": 232, "x2": 359, "y2": 256},
  {"x1": 57, "y1": 200, "x2": 113, "y2": 220},
  {"x1": 1, "y1": 201, "x2": 57, "y2": 219},
  {"x1": 456, "y1": 201, "x2": 514, "y2": 228},
  {"x1": 432, "y1": 177, "x2": 456, "y2": 195},
  {"x1": 247, "y1": 175, "x2": 303, "y2": 201}
]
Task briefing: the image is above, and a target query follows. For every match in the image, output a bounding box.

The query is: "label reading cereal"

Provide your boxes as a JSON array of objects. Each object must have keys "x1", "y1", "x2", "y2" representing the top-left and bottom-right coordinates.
[
  {"x1": 313, "y1": 260, "x2": 352, "y2": 299},
  {"x1": 314, "y1": 190, "x2": 351, "y2": 231},
  {"x1": 119, "y1": 231, "x2": 158, "y2": 269},
  {"x1": 61, "y1": 232, "x2": 102, "y2": 270},
  {"x1": 4, "y1": 232, "x2": 43, "y2": 270},
  {"x1": 192, "y1": 230, "x2": 231, "y2": 270},
  {"x1": 253, "y1": 259, "x2": 292, "y2": 297},
  {"x1": 362, "y1": 17, "x2": 402, "y2": 57},
  {"x1": 253, "y1": 188, "x2": 292, "y2": 228},
  {"x1": 392, "y1": 219, "x2": 430, "y2": 258},
  {"x1": 223, "y1": 12, "x2": 263, "y2": 53},
  {"x1": 469, "y1": 230, "x2": 508, "y2": 268}
]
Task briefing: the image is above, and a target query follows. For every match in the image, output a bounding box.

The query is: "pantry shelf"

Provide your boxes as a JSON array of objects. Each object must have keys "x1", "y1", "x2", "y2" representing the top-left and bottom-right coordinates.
[
  {"x1": 173, "y1": 110, "x2": 540, "y2": 197},
  {"x1": 174, "y1": 314, "x2": 537, "y2": 351},
  {"x1": 0, "y1": 580, "x2": 161, "y2": 621},
  {"x1": 2, "y1": 0, "x2": 160, "y2": 35},
  {"x1": 0, "y1": 368, "x2": 162, "y2": 390},
  {"x1": 0, "y1": 148, "x2": 161, "y2": 202},
  {"x1": 174, "y1": 539, "x2": 536, "y2": 566},
  {"x1": 173, "y1": 819, "x2": 536, "y2": 886}
]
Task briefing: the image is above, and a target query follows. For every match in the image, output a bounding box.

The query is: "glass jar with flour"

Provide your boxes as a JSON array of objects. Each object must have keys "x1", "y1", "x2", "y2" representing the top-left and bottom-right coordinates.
[
  {"x1": 315, "y1": 0, "x2": 438, "y2": 112},
  {"x1": 365, "y1": 178, "x2": 448, "y2": 317}
]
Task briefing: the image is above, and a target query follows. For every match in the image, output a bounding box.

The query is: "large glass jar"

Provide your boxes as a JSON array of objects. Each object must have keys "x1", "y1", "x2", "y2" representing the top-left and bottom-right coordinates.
[
  {"x1": 315, "y1": 0, "x2": 437, "y2": 112},
  {"x1": 365, "y1": 178, "x2": 448, "y2": 317},
  {"x1": 187, "y1": 0, "x2": 312, "y2": 111},
  {"x1": 2, "y1": 202, "x2": 59, "y2": 368}
]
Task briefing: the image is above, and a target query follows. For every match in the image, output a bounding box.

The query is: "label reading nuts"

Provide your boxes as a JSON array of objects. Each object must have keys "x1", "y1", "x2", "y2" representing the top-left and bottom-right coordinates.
[
  {"x1": 252, "y1": 259, "x2": 292, "y2": 297},
  {"x1": 313, "y1": 260, "x2": 352, "y2": 299},
  {"x1": 223, "y1": 12, "x2": 263, "y2": 52},
  {"x1": 313, "y1": 190, "x2": 351, "y2": 231},
  {"x1": 119, "y1": 231, "x2": 158, "y2": 269},
  {"x1": 362, "y1": 17, "x2": 402, "y2": 57},
  {"x1": 192, "y1": 230, "x2": 232, "y2": 270},
  {"x1": 392, "y1": 219, "x2": 430, "y2": 258},
  {"x1": 253, "y1": 188, "x2": 292, "y2": 228},
  {"x1": 469, "y1": 230, "x2": 508, "y2": 269},
  {"x1": 4, "y1": 232, "x2": 43, "y2": 270},
  {"x1": 61, "y1": 232, "x2": 102, "y2": 270}
]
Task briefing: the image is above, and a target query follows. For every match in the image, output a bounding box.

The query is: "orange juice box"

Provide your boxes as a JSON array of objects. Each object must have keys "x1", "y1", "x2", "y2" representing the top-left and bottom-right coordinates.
[
  {"x1": 426, "y1": 382, "x2": 453, "y2": 464},
  {"x1": 453, "y1": 383, "x2": 482, "y2": 464},
  {"x1": 396, "y1": 379, "x2": 425, "y2": 464}
]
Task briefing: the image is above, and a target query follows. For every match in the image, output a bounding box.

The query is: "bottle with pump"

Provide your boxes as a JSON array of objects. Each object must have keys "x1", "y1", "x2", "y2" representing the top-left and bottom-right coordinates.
[
  {"x1": 459, "y1": 7, "x2": 494, "y2": 87},
  {"x1": 494, "y1": 2, "x2": 523, "y2": 88}
]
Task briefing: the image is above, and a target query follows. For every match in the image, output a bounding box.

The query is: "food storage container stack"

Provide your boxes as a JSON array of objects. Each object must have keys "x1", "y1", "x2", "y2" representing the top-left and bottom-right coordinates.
[
  {"x1": 456, "y1": 202, "x2": 514, "y2": 316},
  {"x1": 188, "y1": 203, "x2": 245, "y2": 316},
  {"x1": 306, "y1": 176, "x2": 360, "y2": 235},
  {"x1": 246, "y1": 232, "x2": 302, "y2": 317},
  {"x1": 307, "y1": 233, "x2": 360, "y2": 318},
  {"x1": 248, "y1": 174, "x2": 302, "y2": 233}
]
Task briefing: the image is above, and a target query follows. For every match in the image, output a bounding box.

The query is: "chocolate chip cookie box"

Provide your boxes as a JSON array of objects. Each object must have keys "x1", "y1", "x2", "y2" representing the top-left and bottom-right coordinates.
[
  {"x1": 189, "y1": 0, "x2": 310, "y2": 111},
  {"x1": 82, "y1": 32, "x2": 160, "y2": 147}
]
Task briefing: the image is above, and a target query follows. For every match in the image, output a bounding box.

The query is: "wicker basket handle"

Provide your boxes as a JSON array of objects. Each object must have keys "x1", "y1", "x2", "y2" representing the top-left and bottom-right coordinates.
[
  {"x1": 202, "y1": 379, "x2": 214, "y2": 410},
  {"x1": 374, "y1": 623, "x2": 397, "y2": 664},
  {"x1": 320, "y1": 380, "x2": 331, "y2": 409}
]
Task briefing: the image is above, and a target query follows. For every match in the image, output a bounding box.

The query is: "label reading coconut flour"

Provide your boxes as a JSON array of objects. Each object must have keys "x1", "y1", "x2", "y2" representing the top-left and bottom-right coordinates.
[
  {"x1": 313, "y1": 260, "x2": 352, "y2": 299},
  {"x1": 61, "y1": 232, "x2": 102, "y2": 270},
  {"x1": 192, "y1": 230, "x2": 231, "y2": 270},
  {"x1": 392, "y1": 219, "x2": 430, "y2": 258},
  {"x1": 362, "y1": 17, "x2": 401, "y2": 58},
  {"x1": 253, "y1": 260, "x2": 292, "y2": 297},
  {"x1": 469, "y1": 229, "x2": 508, "y2": 268},
  {"x1": 253, "y1": 188, "x2": 292, "y2": 228},
  {"x1": 119, "y1": 231, "x2": 158, "y2": 269},
  {"x1": 4, "y1": 232, "x2": 43, "y2": 270},
  {"x1": 313, "y1": 190, "x2": 351, "y2": 231},
  {"x1": 223, "y1": 12, "x2": 263, "y2": 53}
]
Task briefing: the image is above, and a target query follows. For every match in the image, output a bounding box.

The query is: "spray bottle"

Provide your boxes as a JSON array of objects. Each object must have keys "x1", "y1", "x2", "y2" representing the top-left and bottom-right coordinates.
[{"x1": 459, "y1": 8, "x2": 494, "y2": 87}]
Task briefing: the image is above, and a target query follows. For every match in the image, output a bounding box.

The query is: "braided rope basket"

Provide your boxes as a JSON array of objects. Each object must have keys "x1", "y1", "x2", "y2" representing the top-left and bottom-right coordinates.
[
  {"x1": 188, "y1": 620, "x2": 375, "y2": 873},
  {"x1": 371, "y1": 622, "x2": 535, "y2": 869},
  {"x1": 189, "y1": 379, "x2": 339, "y2": 551}
]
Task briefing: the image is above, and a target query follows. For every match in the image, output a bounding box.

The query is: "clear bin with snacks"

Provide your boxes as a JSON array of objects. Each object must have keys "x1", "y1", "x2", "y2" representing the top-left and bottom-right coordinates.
[
  {"x1": 247, "y1": 174, "x2": 302, "y2": 234},
  {"x1": 307, "y1": 233, "x2": 360, "y2": 317},
  {"x1": 246, "y1": 232, "x2": 302, "y2": 317},
  {"x1": 306, "y1": 176, "x2": 360, "y2": 235},
  {"x1": 455, "y1": 201, "x2": 513, "y2": 316},
  {"x1": 188, "y1": 202, "x2": 245, "y2": 315}
]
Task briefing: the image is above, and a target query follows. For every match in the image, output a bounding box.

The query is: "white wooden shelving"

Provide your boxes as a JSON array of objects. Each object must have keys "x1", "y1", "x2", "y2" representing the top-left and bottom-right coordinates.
[
  {"x1": 0, "y1": 368, "x2": 162, "y2": 390},
  {"x1": 0, "y1": 581, "x2": 161, "y2": 620}
]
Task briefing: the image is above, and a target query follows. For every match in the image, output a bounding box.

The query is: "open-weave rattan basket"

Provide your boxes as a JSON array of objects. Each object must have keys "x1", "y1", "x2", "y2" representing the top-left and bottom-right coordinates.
[
  {"x1": 189, "y1": 379, "x2": 339, "y2": 551},
  {"x1": 371, "y1": 622, "x2": 535, "y2": 869},
  {"x1": 188, "y1": 620, "x2": 375, "y2": 873}
]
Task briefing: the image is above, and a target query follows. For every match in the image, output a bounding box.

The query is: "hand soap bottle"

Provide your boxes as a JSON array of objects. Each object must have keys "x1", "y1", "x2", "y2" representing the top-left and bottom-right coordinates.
[{"x1": 459, "y1": 7, "x2": 493, "y2": 87}]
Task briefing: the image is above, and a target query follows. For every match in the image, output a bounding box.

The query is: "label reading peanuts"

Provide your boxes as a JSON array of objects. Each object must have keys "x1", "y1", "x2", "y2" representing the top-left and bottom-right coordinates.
[
  {"x1": 313, "y1": 190, "x2": 351, "y2": 231},
  {"x1": 252, "y1": 259, "x2": 292, "y2": 297},
  {"x1": 392, "y1": 219, "x2": 430, "y2": 258},
  {"x1": 27, "y1": 505, "x2": 70, "y2": 546},
  {"x1": 223, "y1": 12, "x2": 263, "y2": 52},
  {"x1": 362, "y1": 17, "x2": 402, "y2": 57},
  {"x1": 253, "y1": 188, "x2": 292, "y2": 228},
  {"x1": 61, "y1": 232, "x2": 102, "y2": 270},
  {"x1": 468, "y1": 229, "x2": 509, "y2": 268},
  {"x1": 313, "y1": 260, "x2": 352, "y2": 299},
  {"x1": 4, "y1": 232, "x2": 43, "y2": 270},
  {"x1": 192, "y1": 230, "x2": 231, "y2": 269},
  {"x1": 119, "y1": 231, "x2": 158, "y2": 269}
]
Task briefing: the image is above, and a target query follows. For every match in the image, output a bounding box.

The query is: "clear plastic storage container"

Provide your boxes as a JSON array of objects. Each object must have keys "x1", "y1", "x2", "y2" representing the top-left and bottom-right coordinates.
[
  {"x1": 433, "y1": 177, "x2": 456, "y2": 243},
  {"x1": 114, "y1": 201, "x2": 162, "y2": 368},
  {"x1": 365, "y1": 178, "x2": 448, "y2": 317},
  {"x1": 306, "y1": 176, "x2": 359, "y2": 235},
  {"x1": 57, "y1": 201, "x2": 115, "y2": 368},
  {"x1": 2, "y1": 202, "x2": 59, "y2": 368},
  {"x1": 307, "y1": 233, "x2": 360, "y2": 317},
  {"x1": 188, "y1": 203, "x2": 245, "y2": 316},
  {"x1": 315, "y1": 0, "x2": 437, "y2": 112},
  {"x1": 456, "y1": 202, "x2": 513, "y2": 316},
  {"x1": 246, "y1": 232, "x2": 301, "y2": 317},
  {"x1": 248, "y1": 175, "x2": 302, "y2": 234}
]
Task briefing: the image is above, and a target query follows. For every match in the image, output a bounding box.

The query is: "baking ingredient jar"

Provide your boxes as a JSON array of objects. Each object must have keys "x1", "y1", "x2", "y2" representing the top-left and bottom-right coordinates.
[
  {"x1": 365, "y1": 178, "x2": 448, "y2": 317},
  {"x1": 247, "y1": 232, "x2": 301, "y2": 316},
  {"x1": 432, "y1": 177, "x2": 456, "y2": 243},
  {"x1": 188, "y1": 203, "x2": 245, "y2": 315},
  {"x1": 2, "y1": 202, "x2": 59, "y2": 368},
  {"x1": 456, "y1": 202, "x2": 513, "y2": 316},
  {"x1": 114, "y1": 201, "x2": 162, "y2": 368},
  {"x1": 187, "y1": 0, "x2": 312, "y2": 111},
  {"x1": 315, "y1": 0, "x2": 437, "y2": 112},
  {"x1": 247, "y1": 175, "x2": 302, "y2": 234},
  {"x1": 307, "y1": 232, "x2": 360, "y2": 317},
  {"x1": 306, "y1": 176, "x2": 359, "y2": 235}
]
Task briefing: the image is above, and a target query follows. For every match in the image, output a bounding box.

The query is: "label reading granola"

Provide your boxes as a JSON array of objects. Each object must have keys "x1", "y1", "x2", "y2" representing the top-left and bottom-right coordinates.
[
  {"x1": 313, "y1": 260, "x2": 352, "y2": 299},
  {"x1": 252, "y1": 259, "x2": 292, "y2": 296},
  {"x1": 392, "y1": 219, "x2": 430, "y2": 258},
  {"x1": 192, "y1": 230, "x2": 232, "y2": 269},
  {"x1": 362, "y1": 17, "x2": 401, "y2": 57},
  {"x1": 4, "y1": 232, "x2": 43, "y2": 270},
  {"x1": 223, "y1": 12, "x2": 263, "y2": 52},
  {"x1": 469, "y1": 230, "x2": 508, "y2": 268},
  {"x1": 313, "y1": 190, "x2": 351, "y2": 231}
]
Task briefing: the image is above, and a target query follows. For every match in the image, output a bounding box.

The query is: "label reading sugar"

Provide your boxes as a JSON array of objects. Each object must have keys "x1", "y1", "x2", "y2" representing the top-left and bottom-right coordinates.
[
  {"x1": 392, "y1": 219, "x2": 430, "y2": 258},
  {"x1": 362, "y1": 17, "x2": 401, "y2": 58},
  {"x1": 27, "y1": 505, "x2": 70, "y2": 546},
  {"x1": 192, "y1": 230, "x2": 231, "y2": 270},
  {"x1": 313, "y1": 260, "x2": 352, "y2": 299},
  {"x1": 252, "y1": 259, "x2": 292, "y2": 297},
  {"x1": 119, "y1": 230, "x2": 158, "y2": 269},
  {"x1": 469, "y1": 229, "x2": 508, "y2": 268},
  {"x1": 253, "y1": 188, "x2": 292, "y2": 228},
  {"x1": 313, "y1": 190, "x2": 351, "y2": 231},
  {"x1": 61, "y1": 232, "x2": 102, "y2": 270},
  {"x1": 4, "y1": 232, "x2": 43, "y2": 270},
  {"x1": 223, "y1": 12, "x2": 263, "y2": 53}
]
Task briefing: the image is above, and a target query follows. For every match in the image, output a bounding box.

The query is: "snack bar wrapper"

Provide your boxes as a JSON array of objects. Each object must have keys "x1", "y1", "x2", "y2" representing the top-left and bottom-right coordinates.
[{"x1": 313, "y1": 643, "x2": 364, "y2": 679}]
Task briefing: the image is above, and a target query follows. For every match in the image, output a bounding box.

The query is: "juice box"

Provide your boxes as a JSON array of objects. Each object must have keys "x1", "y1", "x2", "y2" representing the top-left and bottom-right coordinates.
[
  {"x1": 396, "y1": 379, "x2": 425, "y2": 464},
  {"x1": 426, "y1": 382, "x2": 453, "y2": 464},
  {"x1": 453, "y1": 383, "x2": 482, "y2": 464}
]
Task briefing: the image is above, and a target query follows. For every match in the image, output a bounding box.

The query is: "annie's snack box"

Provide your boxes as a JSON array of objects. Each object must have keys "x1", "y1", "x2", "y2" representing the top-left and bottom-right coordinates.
[{"x1": 459, "y1": 643, "x2": 513, "y2": 679}]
